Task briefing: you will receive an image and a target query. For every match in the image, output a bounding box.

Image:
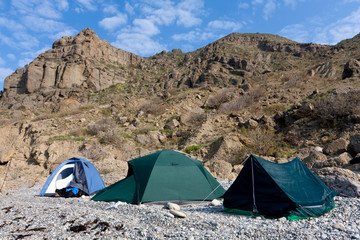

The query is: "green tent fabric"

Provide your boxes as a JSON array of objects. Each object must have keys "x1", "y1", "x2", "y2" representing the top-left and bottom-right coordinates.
[
  {"x1": 92, "y1": 149, "x2": 226, "y2": 203},
  {"x1": 223, "y1": 154, "x2": 337, "y2": 220}
]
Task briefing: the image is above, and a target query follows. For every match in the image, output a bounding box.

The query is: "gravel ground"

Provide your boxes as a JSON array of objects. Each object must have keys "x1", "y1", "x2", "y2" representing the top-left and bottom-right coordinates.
[{"x1": 1, "y1": 181, "x2": 360, "y2": 240}]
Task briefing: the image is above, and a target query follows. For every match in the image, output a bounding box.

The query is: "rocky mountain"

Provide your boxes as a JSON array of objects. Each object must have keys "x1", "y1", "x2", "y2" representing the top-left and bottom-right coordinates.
[{"x1": 1, "y1": 28, "x2": 360, "y2": 195}]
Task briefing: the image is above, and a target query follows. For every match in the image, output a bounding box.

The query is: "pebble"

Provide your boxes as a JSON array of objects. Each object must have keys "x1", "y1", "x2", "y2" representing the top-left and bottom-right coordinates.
[
  {"x1": 170, "y1": 209, "x2": 187, "y2": 218},
  {"x1": 210, "y1": 199, "x2": 222, "y2": 206},
  {"x1": 167, "y1": 202, "x2": 181, "y2": 211},
  {"x1": 0, "y1": 182, "x2": 359, "y2": 239}
]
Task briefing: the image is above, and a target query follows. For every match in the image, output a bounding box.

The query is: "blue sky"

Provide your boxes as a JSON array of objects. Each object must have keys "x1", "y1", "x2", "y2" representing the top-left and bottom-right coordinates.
[{"x1": 1, "y1": 0, "x2": 360, "y2": 91}]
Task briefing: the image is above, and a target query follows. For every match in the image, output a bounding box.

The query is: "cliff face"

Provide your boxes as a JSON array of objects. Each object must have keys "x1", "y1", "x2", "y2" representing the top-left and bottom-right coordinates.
[{"x1": 3, "y1": 28, "x2": 143, "y2": 98}]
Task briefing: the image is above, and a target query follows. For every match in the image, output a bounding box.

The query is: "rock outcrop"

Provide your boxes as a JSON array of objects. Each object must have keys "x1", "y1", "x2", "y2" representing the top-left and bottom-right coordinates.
[{"x1": 3, "y1": 28, "x2": 143, "y2": 98}]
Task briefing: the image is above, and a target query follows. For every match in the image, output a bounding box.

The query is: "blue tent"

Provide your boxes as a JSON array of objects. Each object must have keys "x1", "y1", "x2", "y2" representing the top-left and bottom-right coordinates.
[{"x1": 40, "y1": 157, "x2": 105, "y2": 196}]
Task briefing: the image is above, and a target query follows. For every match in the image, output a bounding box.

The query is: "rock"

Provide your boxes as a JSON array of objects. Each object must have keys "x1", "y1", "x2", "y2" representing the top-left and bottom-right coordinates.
[
  {"x1": 333, "y1": 222, "x2": 345, "y2": 230},
  {"x1": 343, "y1": 58, "x2": 360, "y2": 79},
  {"x1": 245, "y1": 119, "x2": 258, "y2": 129},
  {"x1": 259, "y1": 115, "x2": 276, "y2": 129},
  {"x1": 210, "y1": 199, "x2": 222, "y2": 207},
  {"x1": 323, "y1": 138, "x2": 348, "y2": 155},
  {"x1": 314, "y1": 152, "x2": 352, "y2": 168},
  {"x1": 205, "y1": 135, "x2": 244, "y2": 165},
  {"x1": 166, "y1": 202, "x2": 180, "y2": 211},
  {"x1": 313, "y1": 167, "x2": 360, "y2": 197},
  {"x1": 233, "y1": 165, "x2": 243, "y2": 174},
  {"x1": 169, "y1": 210, "x2": 186, "y2": 218},
  {"x1": 313, "y1": 146, "x2": 323, "y2": 153},
  {"x1": 164, "y1": 212, "x2": 175, "y2": 218},
  {"x1": 3, "y1": 28, "x2": 143, "y2": 98},
  {"x1": 302, "y1": 150, "x2": 327, "y2": 168},
  {"x1": 164, "y1": 119, "x2": 180, "y2": 130},
  {"x1": 118, "y1": 117, "x2": 128, "y2": 124},
  {"x1": 348, "y1": 134, "x2": 360, "y2": 156},
  {"x1": 293, "y1": 102, "x2": 313, "y2": 119},
  {"x1": 205, "y1": 160, "x2": 233, "y2": 180}
]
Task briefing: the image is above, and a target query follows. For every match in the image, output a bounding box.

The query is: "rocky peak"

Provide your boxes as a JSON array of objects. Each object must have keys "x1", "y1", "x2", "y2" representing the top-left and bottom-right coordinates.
[{"x1": 2, "y1": 28, "x2": 143, "y2": 99}]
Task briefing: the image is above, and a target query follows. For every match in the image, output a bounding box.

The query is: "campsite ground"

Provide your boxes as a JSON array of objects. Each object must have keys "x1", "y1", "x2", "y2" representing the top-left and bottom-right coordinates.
[{"x1": 0, "y1": 182, "x2": 359, "y2": 239}]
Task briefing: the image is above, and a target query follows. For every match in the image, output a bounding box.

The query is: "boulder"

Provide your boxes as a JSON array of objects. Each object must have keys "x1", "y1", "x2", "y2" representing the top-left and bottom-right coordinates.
[
  {"x1": 313, "y1": 152, "x2": 352, "y2": 168},
  {"x1": 302, "y1": 150, "x2": 327, "y2": 168},
  {"x1": 210, "y1": 199, "x2": 222, "y2": 206},
  {"x1": 164, "y1": 119, "x2": 180, "y2": 129},
  {"x1": 348, "y1": 134, "x2": 360, "y2": 156},
  {"x1": 323, "y1": 138, "x2": 348, "y2": 155},
  {"x1": 205, "y1": 135, "x2": 244, "y2": 165},
  {"x1": 204, "y1": 160, "x2": 233, "y2": 179},
  {"x1": 313, "y1": 167, "x2": 360, "y2": 197},
  {"x1": 342, "y1": 59, "x2": 360, "y2": 79}
]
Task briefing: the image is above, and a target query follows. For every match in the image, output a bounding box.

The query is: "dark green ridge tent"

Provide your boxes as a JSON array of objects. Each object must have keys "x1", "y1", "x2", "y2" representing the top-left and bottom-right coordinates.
[
  {"x1": 92, "y1": 149, "x2": 226, "y2": 204},
  {"x1": 223, "y1": 154, "x2": 337, "y2": 220}
]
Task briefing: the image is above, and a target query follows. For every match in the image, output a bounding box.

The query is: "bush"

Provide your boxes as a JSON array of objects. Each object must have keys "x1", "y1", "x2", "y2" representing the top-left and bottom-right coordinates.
[
  {"x1": 86, "y1": 118, "x2": 116, "y2": 136},
  {"x1": 140, "y1": 98, "x2": 166, "y2": 116},
  {"x1": 313, "y1": 91, "x2": 360, "y2": 126},
  {"x1": 184, "y1": 144, "x2": 203, "y2": 154}
]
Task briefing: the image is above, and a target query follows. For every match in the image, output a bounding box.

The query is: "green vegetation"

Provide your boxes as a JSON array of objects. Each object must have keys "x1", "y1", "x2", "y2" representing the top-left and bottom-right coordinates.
[{"x1": 184, "y1": 144, "x2": 203, "y2": 154}]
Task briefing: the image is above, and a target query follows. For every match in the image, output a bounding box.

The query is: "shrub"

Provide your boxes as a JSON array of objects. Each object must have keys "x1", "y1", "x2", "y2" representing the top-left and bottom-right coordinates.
[
  {"x1": 184, "y1": 144, "x2": 203, "y2": 154},
  {"x1": 140, "y1": 98, "x2": 167, "y2": 116},
  {"x1": 86, "y1": 118, "x2": 116, "y2": 136},
  {"x1": 313, "y1": 91, "x2": 360, "y2": 126},
  {"x1": 81, "y1": 143, "x2": 108, "y2": 162}
]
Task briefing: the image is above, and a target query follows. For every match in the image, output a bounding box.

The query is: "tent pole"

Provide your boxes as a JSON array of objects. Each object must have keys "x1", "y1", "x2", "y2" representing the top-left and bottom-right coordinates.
[{"x1": 251, "y1": 157, "x2": 258, "y2": 213}]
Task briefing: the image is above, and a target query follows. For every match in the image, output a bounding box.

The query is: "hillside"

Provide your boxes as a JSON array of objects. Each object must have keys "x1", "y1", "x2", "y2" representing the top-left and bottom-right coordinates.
[{"x1": 1, "y1": 28, "x2": 360, "y2": 194}]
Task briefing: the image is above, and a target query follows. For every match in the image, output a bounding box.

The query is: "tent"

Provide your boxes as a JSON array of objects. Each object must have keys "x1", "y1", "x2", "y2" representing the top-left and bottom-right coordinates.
[
  {"x1": 92, "y1": 149, "x2": 226, "y2": 203},
  {"x1": 40, "y1": 157, "x2": 105, "y2": 197},
  {"x1": 223, "y1": 154, "x2": 337, "y2": 220}
]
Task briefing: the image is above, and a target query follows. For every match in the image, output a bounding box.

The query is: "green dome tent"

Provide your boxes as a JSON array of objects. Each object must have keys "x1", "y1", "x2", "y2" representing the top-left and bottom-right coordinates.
[
  {"x1": 223, "y1": 154, "x2": 337, "y2": 220},
  {"x1": 92, "y1": 149, "x2": 226, "y2": 204}
]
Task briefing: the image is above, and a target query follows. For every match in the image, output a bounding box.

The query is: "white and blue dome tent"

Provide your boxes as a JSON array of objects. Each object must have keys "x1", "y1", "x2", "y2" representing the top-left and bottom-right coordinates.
[{"x1": 40, "y1": 157, "x2": 105, "y2": 197}]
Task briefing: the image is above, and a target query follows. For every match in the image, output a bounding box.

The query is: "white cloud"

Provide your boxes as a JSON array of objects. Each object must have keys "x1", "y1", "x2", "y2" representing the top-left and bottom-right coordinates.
[
  {"x1": 18, "y1": 58, "x2": 33, "y2": 68},
  {"x1": 0, "y1": 57, "x2": 4, "y2": 65},
  {"x1": 99, "y1": 14, "x2": 127, "y2": 31},
  {"x1": 51, "y1": 29, "x2": 78, "y2": 40},
  {"x1": 208, "y1": 20, "x2": 242, "y2": 32},
  {"x1": 176, "y1": 9, "x2": 202, "y2": 27},
  {"x1": 0, "y1": 33, "x2": 16, "y2": 48},
  {"x1": 252, "y1": 0, "x2": 264, "y2": 4},
  {"x1": 13, "y1": 32, "x2": 39, "y2": 49},
  {"x1": 11, "y1": 0, "x2": 64, "y2": 19},
  {"x1": 263, "y1": 0, "x2": 277, "y2": 20},
  {"x1": 76, "y1": 0, "x2": 97, "y2": 11},
  {"x1": 172, "y1": 30, "x2": 215, "y2": 42},
  {"x1": 0, "y1": 68, "x2": 14, "y2": 81},
  {"x1": 0, "y1": 17, "x2": 24, "y2": 31},
  {"x1": 125, "y1": 2, "x2": 135, "y2": 15},
  {"x1": 55, "y1": 0, "x2": 69, "y2": 11},
  {"x1": 7, "y1": 54, "x2": 16, "y2": 61},
  {"x1": 132, "y1": 19, "x2": 160, "y2": 36},
  {"x1": 279, "y1": 24, "x2": 309, "y2": 43},
  {"x1": 280, "y1": 6, "x2": 360, "y2": 45},
  {"x1": 36, "y1": 1, "x2": 62, "y2": 19},
  {"x1": 112, "y1": 32, "x2": 165, "y2": 56},
  {"x1": 283, "y1": 0, "x2": 301, "y2": 8},
  {"x1": 103, "y1": 5, "x2": 119, "y2": 15},
  {"x1": 22, "y1": 15, "x2": 68, "y2": 33}
]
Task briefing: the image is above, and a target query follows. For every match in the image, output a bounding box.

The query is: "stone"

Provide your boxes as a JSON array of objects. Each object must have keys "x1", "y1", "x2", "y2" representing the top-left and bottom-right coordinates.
[
  {"x1": 205, "y1": 135, "x2": 244, "y2": 165},
  {"x1": 210, "y1": 199, "x2": 222, "y2": 207},
  {"x1": 314, "y1": 152, "x2": 352, "y2": 168},
  {"x1": 343, "y1": 58, "x2": 360, "y2": 79},
  {"x1": 164, "y1": 212, "x2": 175, "y2": 218},
  {"x1": 245, "y1": 119, "x2": 258, "y2": 129},
  {"x1": 313, "y1": 167, "x2": 360, "y2": 197},
  {"x1": 233, "y1": 165, "x2": 243, "y2": 174},
  {"x1": 333, "y1": 223, "x2": 345, "y2": 230},
  {"x1": 323, "y1": 138, "x2": 348, "y2": 155},
  {"x1": 348, "y1": 134, "x2": 360, "y2": 156},
  {"x1": 166, "y1": 202, "x2": 180, "y2": 211},
  {"x1": 204, "y1": 160, "x2": 233, "y2": 180},
  {"x1": 164, "y1": 119, "x2": 180, "y2": 129},
  {"x1": 313, "y1": 146, "x2": 323, "y2": 153},
  {"x1": 302, "y1": 150, "x2": 327, "y2": 168},
  {"x1": 169, "y1": 210, "x2": 186, "y2": 218}
]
